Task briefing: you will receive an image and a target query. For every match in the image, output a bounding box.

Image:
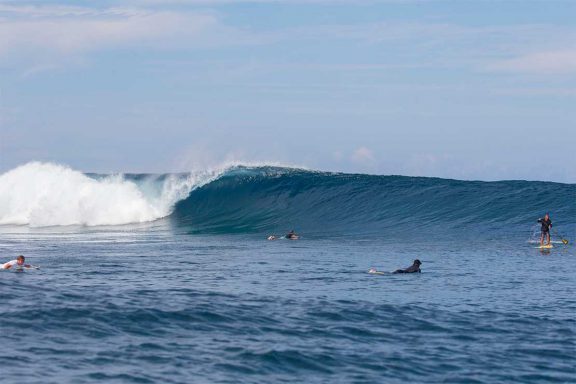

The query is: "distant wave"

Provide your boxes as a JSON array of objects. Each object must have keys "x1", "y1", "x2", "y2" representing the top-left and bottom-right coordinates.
[{"x1": 0, "y1": 163, "x2": 574, "y2": 234}]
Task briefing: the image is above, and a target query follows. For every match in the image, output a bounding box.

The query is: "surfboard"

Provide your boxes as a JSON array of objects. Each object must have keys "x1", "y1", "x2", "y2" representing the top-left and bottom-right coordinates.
[
  {"x1": 11, "y1": 266, "x2": 40, "y2": 271},
  {"x1": 535, "y1": 244, "x2": 554, "y2": 249},
  {"x1": 368, "y1": 269, "x2": 387, "y2": 275}
]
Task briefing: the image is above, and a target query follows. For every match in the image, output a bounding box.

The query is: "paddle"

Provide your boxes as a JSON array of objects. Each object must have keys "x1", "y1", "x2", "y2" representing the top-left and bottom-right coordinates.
[{"x1": 553, "y1": 229, "x2": 569, "y2": 245}]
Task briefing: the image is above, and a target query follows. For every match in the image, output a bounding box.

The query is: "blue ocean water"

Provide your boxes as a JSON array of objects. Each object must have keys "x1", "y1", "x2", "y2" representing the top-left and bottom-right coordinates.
[{"x1": 0, "y1": 164, "x2": 575, "y2": 383}]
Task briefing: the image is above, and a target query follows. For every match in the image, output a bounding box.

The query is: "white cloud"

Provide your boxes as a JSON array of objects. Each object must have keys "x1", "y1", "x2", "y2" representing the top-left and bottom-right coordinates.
[
  {"x1": 0, "y1": 4, "x2": 216, "y2": 59},
  {"x1": 351, "y1": 147, "x2": 375, "y2": 165},
  {"x1": 486, "y1": 50, "x2": 576, "y2": 75},
  {"x1": 2, "y1": 1, "x2": 576, "y2": 84}
]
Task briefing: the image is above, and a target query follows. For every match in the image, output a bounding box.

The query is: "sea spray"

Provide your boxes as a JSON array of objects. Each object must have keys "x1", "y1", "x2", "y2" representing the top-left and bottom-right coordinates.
[{"x1": 0, "y1": 162, "x2": 222, "y2": 227}]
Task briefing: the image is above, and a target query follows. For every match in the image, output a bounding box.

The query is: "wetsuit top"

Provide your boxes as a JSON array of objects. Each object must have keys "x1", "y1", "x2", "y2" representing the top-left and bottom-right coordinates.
[
  {"x1": 394, "y1": 264, "x2": 421, "y2": 274},
  {"x1": 2, "y1": 260, "x2": 20, "y2": 269},
  {"x1": 538, "y1": 218, "x2": 552, "y2": 232},
  {"x1": 404, "y1": 264, "x2": 421, "y2": 273}
]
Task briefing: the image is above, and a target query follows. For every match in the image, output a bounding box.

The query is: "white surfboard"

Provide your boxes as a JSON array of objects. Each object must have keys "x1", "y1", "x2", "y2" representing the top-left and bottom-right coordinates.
[{"x1": 368, "y1": 268, "x2": 388, "y2": 275}]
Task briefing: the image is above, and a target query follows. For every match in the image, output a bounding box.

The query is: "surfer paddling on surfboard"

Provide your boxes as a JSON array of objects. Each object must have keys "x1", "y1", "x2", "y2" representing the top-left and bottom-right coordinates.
[
  {"x1": 267, "y1": 230, "x2": 299, "y2": 240},
  {"x1": 538, "y1": 213, "x2": 552, "y2": 247},
  {"x1": 393, "y1": 259, "x2": 422, "y2": 274},
  {"x1": 369, "y1": 259, "x2": 422, "y2": 275},
  {"x1": 2, "y1": 255, "x2": 37, "y2": 270}
]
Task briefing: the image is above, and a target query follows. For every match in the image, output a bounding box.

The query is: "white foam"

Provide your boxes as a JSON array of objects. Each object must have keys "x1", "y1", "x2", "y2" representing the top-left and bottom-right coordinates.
[{"x1": 0, "y1": 162, "x2": 222, "y2": 227}]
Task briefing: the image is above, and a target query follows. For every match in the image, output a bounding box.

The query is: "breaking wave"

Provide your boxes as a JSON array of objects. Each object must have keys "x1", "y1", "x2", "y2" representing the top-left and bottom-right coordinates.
[{"x1": 0, "y1": 163, "x2": 574, "y2": 236}]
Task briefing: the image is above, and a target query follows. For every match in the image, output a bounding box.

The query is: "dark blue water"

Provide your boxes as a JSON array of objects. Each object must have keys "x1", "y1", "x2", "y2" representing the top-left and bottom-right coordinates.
[{"x1": 1, "y1": 166, "x2": 575, "y2": 383}]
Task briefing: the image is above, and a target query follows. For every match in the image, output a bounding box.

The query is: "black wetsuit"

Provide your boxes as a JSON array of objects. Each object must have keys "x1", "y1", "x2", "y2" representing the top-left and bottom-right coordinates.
[
  {"x1": 538, "y1": 218, "x2": 552, "y2": 234},
  {"x1": 393, "y1": 263, "x2": 421, "y2": 274}
]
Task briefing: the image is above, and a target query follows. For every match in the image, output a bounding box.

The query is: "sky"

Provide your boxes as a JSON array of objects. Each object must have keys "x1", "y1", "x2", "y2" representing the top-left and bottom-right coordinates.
[{"x1": 0, "y1": 0, "x2": 575, "y2": 182}]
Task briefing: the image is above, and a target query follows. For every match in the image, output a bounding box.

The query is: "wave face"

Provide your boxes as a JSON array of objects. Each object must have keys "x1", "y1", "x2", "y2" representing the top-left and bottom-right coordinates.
[
  {"x1": 173, "y1": 167, "x2": 576, "y2": 236},
  {"x1": 1, "y1": 163, "x2": 574, "y2": 234}
]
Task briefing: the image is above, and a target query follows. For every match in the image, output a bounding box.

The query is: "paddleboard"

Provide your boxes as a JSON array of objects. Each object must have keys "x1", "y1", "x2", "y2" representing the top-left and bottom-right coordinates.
[{"x1": 535, "y1": 244, "x2": 554, "y2": 249}]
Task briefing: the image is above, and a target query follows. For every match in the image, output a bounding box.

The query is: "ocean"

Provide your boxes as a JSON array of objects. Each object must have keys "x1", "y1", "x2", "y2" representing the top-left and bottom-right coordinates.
[{"x1": 1, "y1": 162, "x2": 575, "y2": 383}]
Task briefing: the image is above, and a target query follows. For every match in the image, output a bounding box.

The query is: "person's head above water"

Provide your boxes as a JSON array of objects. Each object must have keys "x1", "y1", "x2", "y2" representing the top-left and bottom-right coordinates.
[
  {"x1": 17, "y1": 255, "x2": 25, "y2": 265},
  {"x1": 544, "y1": 213, "x2": 550, "y2": 219},
  {"x1": 286, "y1": 230, "x2": 298, "y2": 239}
]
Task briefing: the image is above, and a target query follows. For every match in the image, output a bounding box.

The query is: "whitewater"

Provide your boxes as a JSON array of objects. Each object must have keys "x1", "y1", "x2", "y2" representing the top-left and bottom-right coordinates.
[
  {"x1": 0, "y1": 162, "x2": 222, "y2": 227},
  {"x1": 0, "y1": 161, "x2": 574, "y2": 384}
]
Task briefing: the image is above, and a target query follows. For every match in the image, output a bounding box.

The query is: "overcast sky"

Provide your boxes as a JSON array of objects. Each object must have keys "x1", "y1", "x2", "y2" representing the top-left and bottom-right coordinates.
[{"x1": 0, "y1": 0, "x2": 574, "y2": 182}]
